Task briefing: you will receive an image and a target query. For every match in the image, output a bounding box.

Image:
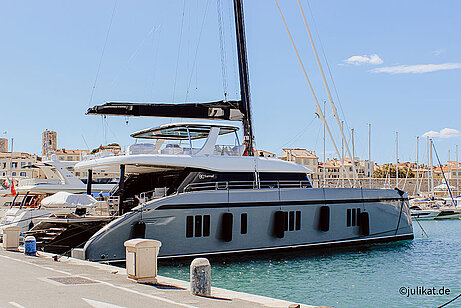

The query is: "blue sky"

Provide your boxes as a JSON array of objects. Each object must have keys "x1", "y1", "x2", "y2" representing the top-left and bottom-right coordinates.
[{"x1": 1, "y1": 0, "x2": 460, "y2": 164}]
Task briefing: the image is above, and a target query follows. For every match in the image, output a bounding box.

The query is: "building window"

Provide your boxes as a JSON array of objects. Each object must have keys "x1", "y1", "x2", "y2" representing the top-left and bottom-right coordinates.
[
  {"x1": 186, "y1": 215, "x2": 210, "y2": 238},
  {"x1": 20, "y1": 162, "x2": 26, "y2": 168},
  {"x1": 11, "y1": 162, "x2": 18, "y2": 168},
  {"x1": 20, "y1": 172, "x2": 26, "y2": 177},
  {"x1": 12, "y1": 172, "x2": 16, "y2": 176}
]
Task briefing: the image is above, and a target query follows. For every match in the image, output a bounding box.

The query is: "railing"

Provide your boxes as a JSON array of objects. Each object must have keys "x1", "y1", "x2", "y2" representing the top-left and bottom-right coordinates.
[
  {"x1": 105, "y1": 196, "x2": 120, "y2": 215},
  {"x1": 183, "y1": 180, "x2": 311, "y2": 193},
  {"x1": 18, "y1": 178, "x2": 62, "y2": 186},
  {"x1": 126, "y1": 144, "x2": 244, "y2": 156},
  {"x1": 136, "y1": 188, "x2": 168, "y2": 205}
]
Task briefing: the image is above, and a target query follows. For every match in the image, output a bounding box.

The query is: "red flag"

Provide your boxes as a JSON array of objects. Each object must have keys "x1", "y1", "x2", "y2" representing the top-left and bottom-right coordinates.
[{"x1": 10, "y1": 183, "x2": 16, "y2": 196}]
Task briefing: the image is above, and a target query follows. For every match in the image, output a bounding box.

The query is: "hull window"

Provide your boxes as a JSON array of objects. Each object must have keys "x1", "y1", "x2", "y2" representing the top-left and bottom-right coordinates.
[
  {"x1": 203, "y1": 215, "x2": 210, "y2": 236},
  {"x1": 241, "y1": 213, "x2": 248, "y2": 234},
  {"x1": 274, "y1": 210, "x2": 301, "y2": 238},
  {"x1": 289, "y1": 211, "x2": 295, "y2": 231},
  {"x1": 347, "y1": 208, "x2": 361, "y2": 227},
  {"x1": 195, "y1": 216, "x2": 202, "y2": 237},
  {"x1": 295, "y1": 211, "x2": 301, "y2": 230},
  {"x1": 186, "y1": 216, "x2": 194, "y2": 237},
  {"x1": 186, "y1": 215, "x2": 211, "y2": 238}
]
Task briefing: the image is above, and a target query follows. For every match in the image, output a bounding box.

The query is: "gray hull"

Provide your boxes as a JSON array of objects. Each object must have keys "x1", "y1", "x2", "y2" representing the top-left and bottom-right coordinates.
[{"x1": 83, "y1": 188, "x2": 413, "y2": 261}]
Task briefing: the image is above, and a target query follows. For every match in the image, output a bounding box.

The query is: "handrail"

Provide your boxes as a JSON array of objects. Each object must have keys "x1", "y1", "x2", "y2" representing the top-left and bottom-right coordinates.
[{"x1": 183, "y1": 180, "x2": 311, "y2": 192}]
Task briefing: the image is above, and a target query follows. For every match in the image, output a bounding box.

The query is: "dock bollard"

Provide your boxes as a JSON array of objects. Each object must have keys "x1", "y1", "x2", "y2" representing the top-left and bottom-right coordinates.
[
  {"x1": 190, "y1": 258, "x2": 211, "y2": 296},
  {"x1": 2, "y1": 225, "x2": 21, "y2": 251},
  {"x1": 124, "y1": 239, "x2": 162, "y2": 284},
  {"x1": 24, "y1": 236, "x2": 37, "y2": 256}
]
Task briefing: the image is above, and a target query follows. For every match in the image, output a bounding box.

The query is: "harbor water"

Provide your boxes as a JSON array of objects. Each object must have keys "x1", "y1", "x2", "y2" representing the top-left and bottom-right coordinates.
[{"x1": 159, "y1": 221, "x2": 461, "y2": 307}]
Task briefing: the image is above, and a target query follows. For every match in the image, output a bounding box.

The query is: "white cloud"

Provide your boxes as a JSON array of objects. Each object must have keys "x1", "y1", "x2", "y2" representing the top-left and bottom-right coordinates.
[
  {"x1": 422, "y1": 128, "x2": 460, "y2": 139},
  {"x1": 433, "y1": 49, "x2": 445, "y2": 56},
  {"x1": 371, "y1": 63, "x2": 461, "y2": 74},
  {"x1": 344, "y1": 54, "x2": 383, "y2": 65}
]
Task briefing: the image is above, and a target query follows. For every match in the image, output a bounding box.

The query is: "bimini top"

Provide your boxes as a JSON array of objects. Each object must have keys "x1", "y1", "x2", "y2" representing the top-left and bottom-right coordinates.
[{"x1": 130, "y1": 122, "x2": 239, "y2": 140}]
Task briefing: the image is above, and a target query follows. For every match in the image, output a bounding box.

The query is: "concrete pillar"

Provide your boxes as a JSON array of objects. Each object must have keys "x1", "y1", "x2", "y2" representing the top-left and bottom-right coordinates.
[
  {"x1": 124, "y1": 239, "x2": 161, "y2": 284},
  {"x1": 2, "y1": 225, "x2": 21, "y2": 250},
  {"x1": 190, "y1": 258, "x2": 211, "y2": 296}
]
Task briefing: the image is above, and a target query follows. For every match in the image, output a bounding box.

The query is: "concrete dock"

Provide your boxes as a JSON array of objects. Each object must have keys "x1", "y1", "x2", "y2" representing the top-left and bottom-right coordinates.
[{"x1": 0, "y1": 248, "x2": 319, "y2": 308}]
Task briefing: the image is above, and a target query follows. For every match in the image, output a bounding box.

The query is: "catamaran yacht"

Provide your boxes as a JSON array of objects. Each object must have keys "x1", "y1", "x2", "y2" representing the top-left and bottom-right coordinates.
[
  {"x1": 74, "y1": 122, "x2": 413, "y2": 261},
  {"x1": 70, "y1": 0, "x2": 413, "y2": 261}
]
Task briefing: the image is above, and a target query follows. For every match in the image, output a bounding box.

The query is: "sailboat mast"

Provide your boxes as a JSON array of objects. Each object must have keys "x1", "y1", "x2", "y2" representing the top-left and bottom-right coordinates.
[{"x1": 233, "y1": 0, "x2": 254, "y2": 155}]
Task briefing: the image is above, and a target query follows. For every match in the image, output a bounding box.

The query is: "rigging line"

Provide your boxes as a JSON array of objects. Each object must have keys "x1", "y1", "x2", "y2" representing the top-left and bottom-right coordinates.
[
  {"x1": 298, "y1": 0, "x2": 359, "y2": 186},
  {"x1": 184, "y1": 0, "x2": 211, "y2": 102},
  {"x1": 277, "y1": 115, "x2": 317, "y2": 151},
  {"x1": 432, "y1": 141, "x2": 456, "y2": 205},
  {"x1": 217, "y1": 0, "x2": 228, "y2": 99},
  {"x1": 304, "y1": 0, "x2": 350, "y2": 133},
  {"x1": 109, "y1": 24, "x2": 160, "y2": 91},
  {"x1": 149, "y1": 25, "x2": 162, "y2": 100},
  {"x1": 81, "y1": 134, "x2": 90, "y2": 152},
  {"x1": 88, "y1": 0, "x2": 118, "y2": 107},
  {"x1": 172, "y1": 0, "x2": 187, "y2": 103},
  {"x1": 275, "y1": 0, "x2": 353, "y2": 187}
]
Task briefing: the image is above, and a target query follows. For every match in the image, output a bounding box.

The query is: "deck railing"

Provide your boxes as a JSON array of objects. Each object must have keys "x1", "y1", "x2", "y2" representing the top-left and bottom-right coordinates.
[{"x1": 183, "y1": 180, "x2": 311, "y2": 193}]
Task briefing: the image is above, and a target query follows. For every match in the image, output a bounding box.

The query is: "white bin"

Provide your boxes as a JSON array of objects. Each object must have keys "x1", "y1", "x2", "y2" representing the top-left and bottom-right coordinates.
[
  {"x1": 124, "y1": 239, "x2": 162, "y2": 284},
  {"x1": 2, "y1": 225, "x2": 21, "y2": 250}
]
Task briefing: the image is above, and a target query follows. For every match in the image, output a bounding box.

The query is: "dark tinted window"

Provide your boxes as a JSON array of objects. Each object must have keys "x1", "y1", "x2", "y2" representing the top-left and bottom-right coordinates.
[
  {"x1": 186, "y1": 216, "x2": 193, "y2": 237},
  {"x1": 289, "y1": 211, "x2": 295, "y2": 231},
  {"x1": 195, "y1": 216, "x2": 202, "y2": 237},
  {"x1": 203, "y1": 215, "x2": 210, "y2": 236},
  {"x1": 241, "y1": 213, "x2": 248, "y2": 234},
  {"x1": 295, "y1": 211, "x2": 301, "y2": 230}
]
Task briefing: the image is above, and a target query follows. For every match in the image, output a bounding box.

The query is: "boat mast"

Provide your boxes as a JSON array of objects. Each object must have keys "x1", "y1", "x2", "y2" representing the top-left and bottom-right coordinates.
[
  {"x1": 368, "y1": 123, "x2": 371, "y2": 189},
  {"x1": 233, "y1": 0, "x2": 254, "y2": 156},
  {"x1": 457, "y1": 144, "x2": 459, "y2": 201},
  {"x1": 396, "y1": 131, "x2": 399, "y2": 188},
  {"x1": 416, "y1": 136, "x2": 419, "y2": 196}
]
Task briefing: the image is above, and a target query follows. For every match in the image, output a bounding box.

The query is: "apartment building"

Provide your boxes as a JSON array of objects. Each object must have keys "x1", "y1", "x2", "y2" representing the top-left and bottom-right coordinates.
[{"x1": 0, "y1": 152, "x2": 40, "y2": 181}]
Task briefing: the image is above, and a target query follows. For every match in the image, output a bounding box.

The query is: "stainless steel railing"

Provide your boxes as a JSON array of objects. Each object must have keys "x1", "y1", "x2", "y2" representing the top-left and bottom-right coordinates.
[{"x1": 183, "y1": 180, "x2": 311, "y2": 193}]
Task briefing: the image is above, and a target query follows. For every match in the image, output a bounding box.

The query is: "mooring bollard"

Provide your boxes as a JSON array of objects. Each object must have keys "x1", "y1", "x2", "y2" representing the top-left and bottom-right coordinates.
[
  {"x1": 24, "y1": 236, "x2": 37, "y2": 256},
  {"x1": 2, "y1": 225, "x2": 21, "y2": 251},
  {"x1": 124, "y1": 239, "x2": 162, "y2": 284},
  {"x1": 190, "y1": 258, "x2": 211, "y2": 296}
]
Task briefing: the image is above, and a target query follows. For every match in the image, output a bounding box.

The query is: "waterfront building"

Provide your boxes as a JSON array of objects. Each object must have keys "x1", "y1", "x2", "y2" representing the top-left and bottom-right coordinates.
[
  {"x1": 0, "y1": 138, "x2": 8, "y2": 153},
  {"x1": 279, "y1": 149, "x2": 318, "y2": 172},
  {"x1": 0, "y1": 152, "x2": 40, "y2": 181},
  {"x1": 42, "y1": 129, "x2": 57, "y2": 158},
  {"x1": 54, "y1": 149, "x2": 90, "y2": 162}
]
